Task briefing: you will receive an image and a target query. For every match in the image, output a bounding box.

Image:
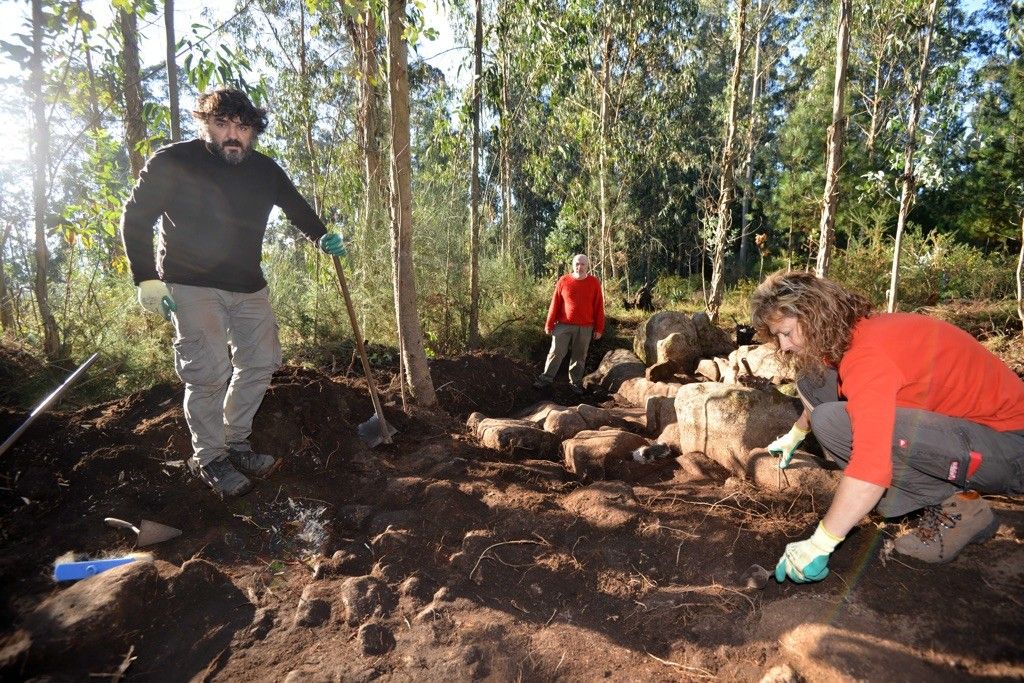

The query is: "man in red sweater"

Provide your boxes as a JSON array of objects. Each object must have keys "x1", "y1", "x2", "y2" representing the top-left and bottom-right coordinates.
[
  {"x1": 534, "y1": 254, "x2": 605, "y2": 394},
  {"x1": 751, "y1": 272, "x2": 1024, "y2": 583}
]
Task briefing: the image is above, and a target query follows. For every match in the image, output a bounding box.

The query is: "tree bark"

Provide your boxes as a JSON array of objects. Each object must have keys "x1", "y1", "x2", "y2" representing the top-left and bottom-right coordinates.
[
  {"x1": 815, "y1": 0, "x2": 852, "y2": 277},
  {"x1": 497, "y1": 2, "x2": 514, "y2": 262},
  {"x1": 707, "y1": 0, "x2": 748, "y2": 324},
  {"x1": 468, "y1": 0, "x2": 483, "y2": 349},
  {"x1": 0, "y1": 223, "x2": 15, "y2": 333},
  {"x1": 165, "y1": 0, "x2": 180, "y2": 141},
  {"x1": 887, "y1": 0, "x2": 939, "y2": 313},
  {"x1": 597, "y1": 22, "x2": 613, "y2": 284},
  {"x1": 346, "y1": 9, "x2": 385, "y2": 300},
  {"x1": 119, "y1": 3, "x2": 146, "y2": 178},
  {"x1": 30, "y1": 0, "x2": 60, "y2": 360},
  {"x1": 738, "y1": 0, "x2": 764, "y2": 275},
  {"x1": 1017, "y1": 213, "x2": 1023, "y2": 333},
  {"x1": 385, "y1": 0, "x2": 437, "y2": 407}
]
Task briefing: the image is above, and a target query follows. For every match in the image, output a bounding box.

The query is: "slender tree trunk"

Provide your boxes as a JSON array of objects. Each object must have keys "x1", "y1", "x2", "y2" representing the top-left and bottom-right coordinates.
[
  {"x1": 738, "y1": 0, "x2": 763, "y2": 276},
  {"x1": 347, "y1": 9, "x2": 384, "y2": 316},
  {"x1": 815, "y1": 0, "x2": 852, "y2": 277},
  {"x1": 1016, "y1": 213, "x2": 1023, "y2": 332},
  {"x1": 707, "y1": 0, "x2": 748, "y2": 324},
  {"x1": 165, "y1": 0, "x2": 180, "y2": 141},
  {"x1": 887, "y1": 0, "x2": 939, "y2": 313},
  {"x1": 30, "y1": 0, "x2": 60, "y2": 360},
  {"x1": 0, "y1": 223, "x2": 15, "y2": 333},
  {"x1": 467, "y1": 0, "x2": 483, "y2": 349},
  {"x1": 597, "y1": 23, "x2": 613, "y2": 284},
  {"x1": 119, "y1": 4, "x2": 146, "y2": 179},
  {"x1": 500, "y1": 52, "x2": 513, "y2": 260},
  {"x1": 386, "y1": 0, "x2": 437, "y2": 407}
]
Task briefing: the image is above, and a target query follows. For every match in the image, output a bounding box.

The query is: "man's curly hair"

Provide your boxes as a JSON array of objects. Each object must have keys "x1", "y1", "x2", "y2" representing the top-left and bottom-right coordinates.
[
  {"x1": 191, "y1": 88, "x2": 268, "y2": 134},
  {"x1": 751, "y1": 271, "x2": 874, "y2": 376}
]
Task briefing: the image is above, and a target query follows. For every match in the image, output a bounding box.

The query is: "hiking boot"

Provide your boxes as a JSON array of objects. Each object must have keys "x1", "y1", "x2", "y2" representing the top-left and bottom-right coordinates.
[
  {"x1": 570, "y1": 384, "x2": 585, "y2": 396},
  {"x1": 198, "y1": 458, "x2": 253, "y2": 497},
  {"x1": 533, "y1": 377, "x2": 551, "y2": 390},
  {"x1": 227, "y1": 447, "x2": 277, "y2": 478},
  {"x1": 893, "y1": 491, "x2": 998, "y2": 564}
]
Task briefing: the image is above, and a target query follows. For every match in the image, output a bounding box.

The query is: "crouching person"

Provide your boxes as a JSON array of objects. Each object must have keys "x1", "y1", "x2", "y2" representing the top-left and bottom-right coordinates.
[{"x1": 753, "y1": 272, "x2": 1024, "y2": 582}]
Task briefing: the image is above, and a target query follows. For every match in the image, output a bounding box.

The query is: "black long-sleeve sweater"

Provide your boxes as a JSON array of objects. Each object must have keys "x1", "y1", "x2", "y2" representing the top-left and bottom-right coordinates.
[{"x1": 120, "y1": 139, "x2": 327, "y2": 292}]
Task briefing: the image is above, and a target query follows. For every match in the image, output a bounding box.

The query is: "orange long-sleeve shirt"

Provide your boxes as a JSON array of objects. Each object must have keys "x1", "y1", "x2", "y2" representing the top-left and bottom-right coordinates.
[
  {"x1": 838, "y1": 313, "x2": 1024, "y2": 487},
  {"x1": 544, "y1": 274, "x2": 605, "y2": 335}
]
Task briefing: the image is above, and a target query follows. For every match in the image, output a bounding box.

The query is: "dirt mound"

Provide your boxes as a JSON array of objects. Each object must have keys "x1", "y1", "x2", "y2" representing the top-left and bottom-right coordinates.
[
  {"x1": 0, "y1": 356, "x2": 1022, "y2": 681},
  {"x1": 0, "y1": 339, "x2": 46, "y2": 409},
  {"x1": 431, "y1": 352, "x2": 537, "y2": 418}
]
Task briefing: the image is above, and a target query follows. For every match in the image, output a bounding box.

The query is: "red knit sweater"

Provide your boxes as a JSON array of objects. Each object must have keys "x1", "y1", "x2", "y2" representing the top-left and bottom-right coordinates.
[
  {"x1": 838, "y1": 313, "x2": 1024, "y2": 487},
  {"x1": 544, "y1": 274, "x2": 605, "y2": 334}
]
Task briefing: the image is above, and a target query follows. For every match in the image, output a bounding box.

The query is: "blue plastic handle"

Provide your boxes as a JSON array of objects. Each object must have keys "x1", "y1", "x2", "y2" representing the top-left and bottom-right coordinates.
[{"x1": 53, "y1": 556, "x2": 141, "y2": 582}]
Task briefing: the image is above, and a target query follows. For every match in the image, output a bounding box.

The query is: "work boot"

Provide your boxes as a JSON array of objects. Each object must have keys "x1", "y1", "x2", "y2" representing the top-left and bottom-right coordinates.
[
  {"x1": 893, "y1": 491, "x2": 998, "y2": 563},
  {"x1": 227, "y1": 447, "x2": 277, "y2": 478},
  {"x1": 198, "y1": 458, "x2": 253, "y2": 497}
]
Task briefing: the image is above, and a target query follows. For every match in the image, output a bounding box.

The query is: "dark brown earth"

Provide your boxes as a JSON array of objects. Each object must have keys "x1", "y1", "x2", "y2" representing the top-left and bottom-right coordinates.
[{"x1": 0, "y1": 331, "x2": 1022, "y2": 682}]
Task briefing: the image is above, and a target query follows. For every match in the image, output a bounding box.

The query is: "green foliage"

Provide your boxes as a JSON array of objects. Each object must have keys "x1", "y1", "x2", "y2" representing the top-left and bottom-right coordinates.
[{"x1": 831, "y1": 227, "x2": 1016, "y2": 309}]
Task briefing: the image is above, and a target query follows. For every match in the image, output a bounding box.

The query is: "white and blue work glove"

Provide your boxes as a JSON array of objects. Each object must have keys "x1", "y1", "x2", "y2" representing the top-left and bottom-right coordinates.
[
  {"x1": 319, "y1": 232, "x2": 346, "y2": 257},
  {"x1": 774, "y1": 521, "x2": 844, "y2": 584},
  {"x1": 137, "y1": 279, "x2": 176, "y2": 321},
  {"x1": 767, "y1": 424, "x2": 809, "y2": 469}
]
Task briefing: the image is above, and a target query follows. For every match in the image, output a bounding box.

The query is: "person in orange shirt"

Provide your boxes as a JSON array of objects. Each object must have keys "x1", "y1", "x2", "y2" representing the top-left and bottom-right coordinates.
[
  {"x1": 752, "y1": 272, "x2": 1024, "y2": 583},
  {"x1": 534, "y1": 254, "x2": 605, "y2": 394}
]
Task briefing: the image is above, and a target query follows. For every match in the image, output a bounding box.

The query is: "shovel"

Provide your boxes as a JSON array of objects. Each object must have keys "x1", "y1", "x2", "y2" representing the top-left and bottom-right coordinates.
[
  {"x1": 105, "y1": 517, "x2": 182, "y2": 547},
  {"x1": 330, "y1": 254, "x2": 396, "y2": 448}
]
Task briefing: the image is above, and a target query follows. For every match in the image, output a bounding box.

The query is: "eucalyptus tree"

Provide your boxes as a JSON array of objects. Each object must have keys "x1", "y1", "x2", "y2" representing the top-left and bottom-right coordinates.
[
  {"x1": 386, "y1": 0, "x2": 437, "y2": 407},
  {"x1": 707, "y1": 0, "x2": 748, "y2": 324},
  {"x1": 887, "y1": 0, "x2": 940, "y2": 312},
  {"x1": 813, "y1": 0, "x2": 851, "y2": 277},
  {"x1": 468, "y1": 0, "x2": 483, "y2": 348},
  {"x1": 165, "y1": 0, "x2": 181, "y2": 141},
  {"x1": 117, "y1": 1, "x2": 147, "y2": 178}
]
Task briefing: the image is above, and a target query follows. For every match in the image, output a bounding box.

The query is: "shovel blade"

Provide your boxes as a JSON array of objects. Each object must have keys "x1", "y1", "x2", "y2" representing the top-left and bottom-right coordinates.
[
  {"x1": 357, "y1": 415, "x2": 397, "y2": 448},
  {"x1": 135, "y1": 519, "x2": 182, "y2": 546}
]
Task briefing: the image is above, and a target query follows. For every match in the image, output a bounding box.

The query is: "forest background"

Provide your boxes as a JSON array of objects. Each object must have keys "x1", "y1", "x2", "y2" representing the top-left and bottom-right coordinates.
[{"x1": 0, "y1": 0, "x2": 1021, "y2": 405}]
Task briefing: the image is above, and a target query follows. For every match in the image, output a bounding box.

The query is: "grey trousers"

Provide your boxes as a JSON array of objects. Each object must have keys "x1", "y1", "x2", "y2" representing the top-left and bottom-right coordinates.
[
  {"x1": 538, "y1": 323, "x2": 594, "y2": 387},
  {"x1": 168, "y1": 284, "x2": 282, "y2": 468},
  {"x1": 799, "y1": 370, "x2": 1024, "y2": 517}
]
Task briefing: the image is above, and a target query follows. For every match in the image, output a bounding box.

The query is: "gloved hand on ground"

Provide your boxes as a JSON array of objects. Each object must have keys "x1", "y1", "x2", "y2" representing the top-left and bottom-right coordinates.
[
  {"x1": 319, "y1": 233, "x2": 346, "y2": 257},
  {"x1": 137, "y1": 280, "x2": 176, "y2": 320},
  {"x1": 774, "y1": 521, "x2": 844, "y2": 584},
  {"x1": 767, "y1": 424, "x2": 809, "y2": 469}
]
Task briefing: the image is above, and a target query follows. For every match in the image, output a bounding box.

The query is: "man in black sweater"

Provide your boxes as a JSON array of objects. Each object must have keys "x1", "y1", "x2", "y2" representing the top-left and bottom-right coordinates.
[{"x1": 120, "y1": 88, "x2": 346, "y2": 497}]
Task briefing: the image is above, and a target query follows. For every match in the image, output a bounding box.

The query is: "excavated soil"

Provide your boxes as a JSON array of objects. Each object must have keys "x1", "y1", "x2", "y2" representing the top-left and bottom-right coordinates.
[{"x1": 0, "y1": 345, "x2": 1022, "y2": 682}]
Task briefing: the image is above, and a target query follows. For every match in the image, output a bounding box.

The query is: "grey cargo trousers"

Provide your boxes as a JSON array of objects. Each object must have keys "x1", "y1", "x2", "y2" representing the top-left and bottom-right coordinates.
[
  {"x1": 538, "y1": 323, "x2": 594, "y2": 388},
  {"x1": 799, "y1": 369, "x2": 1024, "y2": 517},
  {"x1": 168, "y1": 284, "x2": 282, "y2": 468}
]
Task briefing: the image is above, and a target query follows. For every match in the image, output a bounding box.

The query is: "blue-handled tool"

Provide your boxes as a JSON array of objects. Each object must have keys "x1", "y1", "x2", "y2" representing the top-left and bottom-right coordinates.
[{"x1": 53, "y1": 553, "x2": 153, "y2": 582}]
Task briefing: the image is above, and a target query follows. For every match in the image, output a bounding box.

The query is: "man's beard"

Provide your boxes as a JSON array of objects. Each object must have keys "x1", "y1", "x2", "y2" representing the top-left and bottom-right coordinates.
[{"x1": 211, "y1": 138, "x2": 252, "y2": 165}]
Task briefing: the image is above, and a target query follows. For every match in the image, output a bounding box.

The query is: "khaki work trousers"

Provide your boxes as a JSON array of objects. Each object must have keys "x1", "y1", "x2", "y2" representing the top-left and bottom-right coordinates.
[
  {"x1": 538, "y1": 323, "x2": 594, "y2": 388},
  {"x1": 168, "y1": 284, "x2": 282, "y2": 468}
]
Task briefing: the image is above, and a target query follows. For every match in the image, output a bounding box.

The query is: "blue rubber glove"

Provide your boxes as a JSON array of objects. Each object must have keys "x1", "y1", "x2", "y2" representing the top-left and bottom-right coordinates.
[
  {"x1": 767, "y1": 424, "x2": 809, "y2": 469},
  {"x1": 319, "y1": 233, "x2": 346, "y2": 257},
  {"x1": 138, "y1": 280, "x2": 176, "y2": 321},
  {"x1": 775, "y1": 522, "x2": 844, "y2": 584}
]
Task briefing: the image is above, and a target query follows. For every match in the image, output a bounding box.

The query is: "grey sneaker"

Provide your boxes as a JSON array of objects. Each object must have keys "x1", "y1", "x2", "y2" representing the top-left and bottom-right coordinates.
[
  {"x1": 227, "y1": 447, "x2": 277, "y2": 478},
  {"x1": 893, "y1": 491, "x2": 998, "y2": 563},
  {"x1": 199, "y1": 458, "x2": 253, "y2": 497}
]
